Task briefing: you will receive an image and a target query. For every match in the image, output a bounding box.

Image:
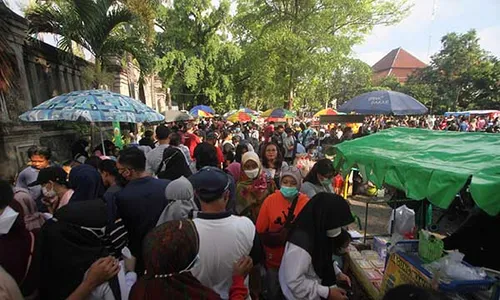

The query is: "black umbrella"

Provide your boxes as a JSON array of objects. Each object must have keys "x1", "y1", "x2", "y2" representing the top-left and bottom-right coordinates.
[{"x1": 338, "y1": 90, "x2": 428, "y2": 115}]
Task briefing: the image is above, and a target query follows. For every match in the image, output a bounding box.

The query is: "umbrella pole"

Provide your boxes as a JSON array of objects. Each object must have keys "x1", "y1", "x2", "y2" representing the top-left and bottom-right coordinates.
[
  {"x1": 100, "y1": 126, "x2": 106, "y2": 156},
  {"x1": 90, "y1": 122, "x2": 94, "y2": 152}
]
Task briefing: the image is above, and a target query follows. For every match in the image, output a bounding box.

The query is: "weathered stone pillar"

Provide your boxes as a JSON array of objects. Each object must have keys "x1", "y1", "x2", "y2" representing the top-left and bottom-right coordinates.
[
  {"x1": 47, "y1": 66, "x2": 58, "y2": 97},
  {"x1": 74, "y1": 70, "x2": 82, "y2": 90},
  {"x1": 59, "y1": 66, "x2": 68, "y2": 93},
  {"x1": 67, "y1": 68, "x2": 75, "y2": 92},
  {"x1": 27, "y1": 60, "x2": 40, "y2": 106},
  {"x1": 13, "y1": 44, "x2": 33, "y2": 109}
]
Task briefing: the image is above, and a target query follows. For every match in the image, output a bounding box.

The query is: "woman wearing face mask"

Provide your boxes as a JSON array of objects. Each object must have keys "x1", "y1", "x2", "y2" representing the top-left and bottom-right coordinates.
[
  {"x1": 256, "y1": 166, "x2": 309, "y2": 299},
  {"x1": 236, "y1": 152, "x2": 276, "y2": 222},
  {"x1": 279, "y1": 193, "x2": 354, "y2": 300},
  {"x1": 301, "y1": 158, "x2": 335, "y2": 199}
]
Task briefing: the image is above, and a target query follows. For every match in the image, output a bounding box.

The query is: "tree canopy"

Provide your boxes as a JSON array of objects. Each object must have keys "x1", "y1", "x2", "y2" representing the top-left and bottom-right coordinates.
[
  {"x1": 21, "y1": 0, "x2": 500, "y2": 114},
  {"x1": 155, "y1": 0, "x2": 241, "y2": 111},
  {"x1": 26, "y1": 0, "x2": 154, "y2": 87},
  {"x1": 232, "y1": 0, "x2": 409, "y2": 109},
  {"x1": 403, "y1": 30, "x2": 500, "y2": 113}
]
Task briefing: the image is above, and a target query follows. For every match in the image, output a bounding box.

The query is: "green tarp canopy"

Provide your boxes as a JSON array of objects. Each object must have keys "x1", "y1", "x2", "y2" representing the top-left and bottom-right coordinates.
[{"x1": 334, "y1": 127, "x2": 500, "y2": 216}]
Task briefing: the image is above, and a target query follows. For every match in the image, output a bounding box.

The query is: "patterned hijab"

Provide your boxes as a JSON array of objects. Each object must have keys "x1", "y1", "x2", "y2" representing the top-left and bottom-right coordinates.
[
  {"x1": 130, "y1": 220, "x2": 221, "y2": 300},
  {"x1": 237, "y1": 152, "x2": 276, "y2": 221}
]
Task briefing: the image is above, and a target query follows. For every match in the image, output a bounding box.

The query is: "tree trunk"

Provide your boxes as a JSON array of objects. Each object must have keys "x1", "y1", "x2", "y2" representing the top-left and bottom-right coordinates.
[
  {"x1": 92, "y1": 57, "x2": 101, "y2": 89},
  {"x1": 285, "y1": 70, "x2": 294, "y2": 109},
  {"x1": 166, "y1": 87, "x2": 172, "y2": 110}
]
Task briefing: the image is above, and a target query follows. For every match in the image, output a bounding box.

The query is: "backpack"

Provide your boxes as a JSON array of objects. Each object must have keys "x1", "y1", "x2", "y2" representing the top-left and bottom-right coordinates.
[
  {"x1": 156, "y1": 147, "x2": 192, "y2": 180},
  {"x1": 156, "y1": 147, "x2": 181, "y2": 175}
]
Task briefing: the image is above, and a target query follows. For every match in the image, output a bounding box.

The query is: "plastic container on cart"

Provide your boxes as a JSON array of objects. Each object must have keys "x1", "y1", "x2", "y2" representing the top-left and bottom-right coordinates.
[
  {"x1": 418, "y1": 231, "x2": 444, "y2": 263},
  {"x1": 385, "y1": 239, "x2": 419, "y2": 267},
  {"x1": 397, "y1": 251, "x2": 496, "y2": 293}
]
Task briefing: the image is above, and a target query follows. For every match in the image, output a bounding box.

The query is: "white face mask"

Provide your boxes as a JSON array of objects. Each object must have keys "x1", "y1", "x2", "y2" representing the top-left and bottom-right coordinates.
[
  {"x1": 244, "y1": 169, "x2": 260, "y2": 179},
  {"x1": 42, "y1": 186, "x2": 57, "y2": 198},
  {"x1": 0, "y1": 206, "x2": 19, "y2": 235}
]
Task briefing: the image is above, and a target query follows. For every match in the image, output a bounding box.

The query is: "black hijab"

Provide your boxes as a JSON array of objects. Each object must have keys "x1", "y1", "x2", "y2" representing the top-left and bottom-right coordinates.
[
  {"x1": 69, "y1": 164, "x2": 105, "y2": 202},
  {"x1": 157, "y1": 147, "x2": 193, "y2": 181},
  {"x1": 39, "y1": 200, "x2": 120, "y2": 300},
  {"x1": 288, "y1": 192, "x2": 354, "y2": 286}
]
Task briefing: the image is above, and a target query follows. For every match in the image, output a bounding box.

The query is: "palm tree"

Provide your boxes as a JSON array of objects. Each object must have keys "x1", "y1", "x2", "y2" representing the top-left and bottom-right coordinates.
[
  {"x1": 26, "y1": 0, "x2": 150, "y2": 88},
  {"x1": 0, "y1": 4, "x2": 17, "y2": 93}
]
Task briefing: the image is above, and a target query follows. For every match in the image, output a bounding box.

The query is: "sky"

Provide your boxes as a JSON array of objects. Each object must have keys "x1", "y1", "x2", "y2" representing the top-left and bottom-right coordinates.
[
  {"x1": 5, "y1": 0, "x2": 500, "y2": 66},
  {"x1": 353, "y1": 0, "x2": 500, "y2": 66}
]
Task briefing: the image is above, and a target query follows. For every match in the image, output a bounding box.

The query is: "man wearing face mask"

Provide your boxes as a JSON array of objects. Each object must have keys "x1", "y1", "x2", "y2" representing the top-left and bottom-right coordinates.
[
  {"x1": 29, "y1": 166, "x2": 74, "y2": 214},
  {"x1": 189, "y1": 167, "x2": 264, "y2": 299},
  {"x1": 115, "y1": 147, "x2": 170, "y2": 274},
  {"x1": 256, "y1": 166, "x2": 309, "y2": 299},
  {"x1": 236, "y1": 152, "x2": 276, "y2": 222},
  {"x1": 0, "y1": 179, "x2": 39, "y2": 298}
]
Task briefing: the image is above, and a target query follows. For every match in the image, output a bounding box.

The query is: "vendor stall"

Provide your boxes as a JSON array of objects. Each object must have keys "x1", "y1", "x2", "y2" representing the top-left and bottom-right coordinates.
[
  {"x1": 334, "y1": 127, "x2": 500, "y2": 216},
  {"x1": 333, "y1": 128, "x2": 500, "y2": 299}
]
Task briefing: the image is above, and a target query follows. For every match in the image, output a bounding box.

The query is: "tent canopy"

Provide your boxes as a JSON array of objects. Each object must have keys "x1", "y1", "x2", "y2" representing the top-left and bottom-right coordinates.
[
  {"x1": 334, "y1": 127, "x2": 500, "y2": 216},
  {"x1": 338, "y1": 90, "x2": 428, "y2": 115}
]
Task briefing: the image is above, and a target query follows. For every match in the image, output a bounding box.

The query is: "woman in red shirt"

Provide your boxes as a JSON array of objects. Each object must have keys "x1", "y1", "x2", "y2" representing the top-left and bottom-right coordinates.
[{"x1": 256, "y1": 166, "x2": 309, "y2": 299}]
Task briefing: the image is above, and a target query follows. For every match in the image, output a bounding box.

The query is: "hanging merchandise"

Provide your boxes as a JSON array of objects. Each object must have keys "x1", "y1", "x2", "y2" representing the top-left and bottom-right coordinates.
[{"x1": 113, "y1": 121, "x2": 123, "y2": 149}]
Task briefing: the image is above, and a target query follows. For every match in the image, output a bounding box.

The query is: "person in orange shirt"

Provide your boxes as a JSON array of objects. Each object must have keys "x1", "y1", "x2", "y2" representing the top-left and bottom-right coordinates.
[{"x1": 256, "y1": 166, "x2": 309, "y2": 299}]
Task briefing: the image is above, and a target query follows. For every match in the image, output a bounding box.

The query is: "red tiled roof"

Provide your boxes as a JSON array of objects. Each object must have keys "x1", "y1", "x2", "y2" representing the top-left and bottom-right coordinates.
[{"x1": 372, "y1": 48, "x2": 427, "y2": 72}]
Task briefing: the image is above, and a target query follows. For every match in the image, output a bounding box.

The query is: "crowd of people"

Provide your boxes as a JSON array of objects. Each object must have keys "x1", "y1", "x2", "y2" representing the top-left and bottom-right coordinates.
[
  {"x1": 1, "y1": 117, "x2": 456, "y2": 300},
  {"x1": 357, "y1": 114, "x2": 500, "y2": 133}
]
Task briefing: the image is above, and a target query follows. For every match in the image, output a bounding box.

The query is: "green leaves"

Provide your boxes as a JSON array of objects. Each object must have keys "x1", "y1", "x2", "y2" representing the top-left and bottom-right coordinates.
[
  {"x1": 155, "y1": 0, "x2": 239, "y2": 110},
  {"x1": 26, "y1": 0, "x2": 153, "y2": 86},
  {"x1": 405, "y1": 30, "x2": 500, "y2": 112},
  {"x1": 234, "y1": 0, "x2": 410, "y2": 109}
]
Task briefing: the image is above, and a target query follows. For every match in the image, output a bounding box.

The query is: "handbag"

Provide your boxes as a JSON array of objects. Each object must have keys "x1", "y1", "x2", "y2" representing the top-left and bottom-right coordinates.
[{"x1": 259, "y1": 194, "x2": 299, "y2": 248}]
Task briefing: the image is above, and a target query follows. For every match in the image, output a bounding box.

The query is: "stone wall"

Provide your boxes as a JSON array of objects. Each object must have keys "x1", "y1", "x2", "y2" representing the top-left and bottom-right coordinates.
[{"x1": 0, "y1": 3, "x2": 165, "y2": 180}]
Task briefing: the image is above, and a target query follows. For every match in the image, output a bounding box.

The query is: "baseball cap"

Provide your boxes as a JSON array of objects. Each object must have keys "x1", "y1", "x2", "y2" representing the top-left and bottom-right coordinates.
[
  {"x1": 189, "y1": 167, "x2": 230, "y2": 202},
  {"x1": 28, "y1": 166, "x2": 68, "y2": 187}
]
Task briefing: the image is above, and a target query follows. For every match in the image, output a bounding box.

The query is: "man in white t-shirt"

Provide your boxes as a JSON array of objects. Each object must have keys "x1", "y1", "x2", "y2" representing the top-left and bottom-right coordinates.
[{"x1": 189, "y1": 167, "x2": 263, "y2": 299}]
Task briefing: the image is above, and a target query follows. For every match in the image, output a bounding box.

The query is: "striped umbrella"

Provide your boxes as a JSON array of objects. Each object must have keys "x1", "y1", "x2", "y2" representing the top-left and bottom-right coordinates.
[
  {"x1": 261, "y1": 108, "x2": 296, "y2": 118},
  {"x1": 314, "y1": 108, "x2": 341, "y2": 117},
  {"x1": 191, "y1": 110, "x2": 213, "y2": 118},
  {"x1": 190, "y1": 105, "x2": 215, "y2": 116},
  {"x1": 226, "y1": 111, "x2": 253, "y2": 123}
]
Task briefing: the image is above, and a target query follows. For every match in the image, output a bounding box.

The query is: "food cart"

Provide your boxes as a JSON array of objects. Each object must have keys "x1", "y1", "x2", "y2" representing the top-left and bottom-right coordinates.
[{"x1": 333, "y1": 127, "x2": 500, "y2": 299}]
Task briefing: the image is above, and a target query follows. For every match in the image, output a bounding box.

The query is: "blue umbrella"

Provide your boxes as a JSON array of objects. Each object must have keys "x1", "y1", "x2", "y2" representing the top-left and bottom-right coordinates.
[
  {"x1": 190, "y1": 105, "x2": 215, "y2": 116},
  {"x1": 338, "y1": 90, "x2": 428, "y2": 115},
  {"x1": 18, "y1": 89, "x2": 165, "y2": 123}
]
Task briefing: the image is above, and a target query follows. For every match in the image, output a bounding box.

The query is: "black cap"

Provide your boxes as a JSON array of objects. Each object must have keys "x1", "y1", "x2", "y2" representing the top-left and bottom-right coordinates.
[
  {"x1": 206, "y1": 132, "x2": 217, "y2": 140},
  {"x1": 189, "y1": 167, "x2": 230, "y2": 202},
  {"x1": 28, "y1": 166, "x2": 68, "y2": 187}
]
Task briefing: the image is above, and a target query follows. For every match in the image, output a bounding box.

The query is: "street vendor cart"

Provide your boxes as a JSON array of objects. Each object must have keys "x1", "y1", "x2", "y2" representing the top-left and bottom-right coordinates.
[{"x1": 333, "y1": 127, "x2": 500, "y2": 299}]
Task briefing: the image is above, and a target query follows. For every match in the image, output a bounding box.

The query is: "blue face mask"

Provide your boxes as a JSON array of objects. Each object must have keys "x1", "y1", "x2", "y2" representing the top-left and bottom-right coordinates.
[{"x1": 280, "y1": 186, "x2": 298, "y2": 198}]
